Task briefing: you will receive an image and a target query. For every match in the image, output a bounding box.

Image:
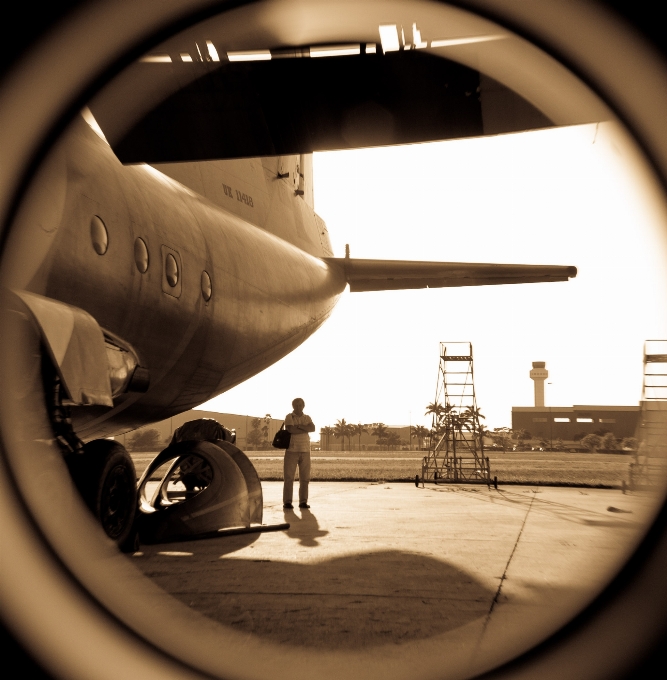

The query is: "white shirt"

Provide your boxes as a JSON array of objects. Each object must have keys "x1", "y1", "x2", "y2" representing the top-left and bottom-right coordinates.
[{"x1": 285, "y1": 413, "x2": 313, "y2": 453}]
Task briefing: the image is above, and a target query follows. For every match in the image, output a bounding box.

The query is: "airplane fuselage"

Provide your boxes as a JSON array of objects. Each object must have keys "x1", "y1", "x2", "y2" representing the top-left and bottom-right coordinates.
[{"x1": 6, "y1": 117, "x2": 345, "y2": 439}]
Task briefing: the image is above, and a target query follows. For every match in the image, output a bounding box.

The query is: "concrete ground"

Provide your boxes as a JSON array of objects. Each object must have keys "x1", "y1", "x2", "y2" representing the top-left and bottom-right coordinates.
[{"x1": 131, "y1": 482, "x2": 660, "y2": 680}]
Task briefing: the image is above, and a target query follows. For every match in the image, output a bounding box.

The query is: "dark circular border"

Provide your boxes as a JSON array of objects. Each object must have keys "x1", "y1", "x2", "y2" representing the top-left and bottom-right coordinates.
[{"x1": 1, "y1": 2, "x2": 666, "y2": 679}]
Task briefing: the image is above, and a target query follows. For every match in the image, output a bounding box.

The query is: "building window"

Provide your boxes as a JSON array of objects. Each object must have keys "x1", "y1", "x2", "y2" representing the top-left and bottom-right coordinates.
[
  {"x1": 576, "y1": 417, "x2": 594, "y2": 422},
  {"x1": 554, "y1": 418, "x2": 571, "y2": 422},
  {"x1": 532, "y1": 418, "x2": 548, "y2": 422}
]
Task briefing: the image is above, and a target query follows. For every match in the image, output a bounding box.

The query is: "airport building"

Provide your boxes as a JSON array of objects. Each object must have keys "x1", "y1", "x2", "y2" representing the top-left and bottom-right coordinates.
[
  {"x1": 113, "y1": 410, "x2": 284, "y2": 451},
  {"x1": 511, "y1": 361, "x2": 640, "y2": 440},
  {"x1": 511, "y1": 405, "x2": 640, "y2": 440}
]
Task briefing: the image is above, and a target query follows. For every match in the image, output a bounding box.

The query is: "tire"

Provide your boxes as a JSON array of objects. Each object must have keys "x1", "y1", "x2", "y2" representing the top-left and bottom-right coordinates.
[{"x1": 67, "y1": 440, "x2": 138, "y2": 551}]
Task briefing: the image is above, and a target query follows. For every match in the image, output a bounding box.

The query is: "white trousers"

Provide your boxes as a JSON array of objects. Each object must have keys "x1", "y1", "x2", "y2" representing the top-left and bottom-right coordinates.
[{"x1": 283, "y1": 450, "x2": 311, "y2": 504}]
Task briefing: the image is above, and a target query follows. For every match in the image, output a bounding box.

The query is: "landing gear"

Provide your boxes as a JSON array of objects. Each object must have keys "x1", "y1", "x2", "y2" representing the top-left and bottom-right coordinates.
[
  {"x1": 44, "y1": 368, "x2": 138, "y2": 551},
  {"x1": 67, "y1": 439, "x2": 138, "y2": 552},
  {"x1": 133, "y1": 418, "x2": 291, "y2": 544}
]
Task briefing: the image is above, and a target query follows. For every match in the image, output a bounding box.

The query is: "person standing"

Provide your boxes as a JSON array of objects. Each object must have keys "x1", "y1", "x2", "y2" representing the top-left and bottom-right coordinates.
[{"x1": 283, "y1": 398, "x2": 315, "y2": 509}]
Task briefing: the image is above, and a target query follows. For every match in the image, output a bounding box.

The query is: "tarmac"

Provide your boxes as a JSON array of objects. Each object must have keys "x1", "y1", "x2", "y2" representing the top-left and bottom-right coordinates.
[{"x1": 130, "y1": 481, "x2": 661, "y2": 680}]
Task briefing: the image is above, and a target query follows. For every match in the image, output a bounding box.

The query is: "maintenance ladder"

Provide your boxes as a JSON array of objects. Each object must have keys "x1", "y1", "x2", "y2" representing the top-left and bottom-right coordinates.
[
  {"x1": 421, "y1": 342, "x2": 491, "y2": 485},
  {"x1": 629, "y1": 340, "x2": 667, "y2": 490}
]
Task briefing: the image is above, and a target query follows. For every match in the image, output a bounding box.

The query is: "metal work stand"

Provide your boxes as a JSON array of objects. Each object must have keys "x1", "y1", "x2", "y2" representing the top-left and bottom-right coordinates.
[
  {"x1": 629, "y1": 340, "x2": 667, "y2": 491},
  {"x1": 421, "y1": 342, "x2": 491, "y2": 486}
]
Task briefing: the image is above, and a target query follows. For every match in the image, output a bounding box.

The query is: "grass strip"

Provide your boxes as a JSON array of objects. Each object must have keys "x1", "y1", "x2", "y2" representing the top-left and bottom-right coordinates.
[{"x1": 130, "y1": 451, "x2": 631, "y2": 487}]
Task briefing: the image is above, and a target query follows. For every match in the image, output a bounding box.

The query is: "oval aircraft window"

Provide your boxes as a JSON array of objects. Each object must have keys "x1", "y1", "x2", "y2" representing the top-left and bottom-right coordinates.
[
  {"x1": 1, "y1": 2, "x2": 667, "y2": 680},
  {"x1": 164, "y1": 252, "x2": 179, "y2": 287},
  {"x1": 201, "y1": 270, "x2": 212, "y2": 301},
  {"x1": 90, "y1": 216, "x2": 109, "y2": 255},
  {"x1": 134, "y1": 237, "x2": 149, "y2": 273}
]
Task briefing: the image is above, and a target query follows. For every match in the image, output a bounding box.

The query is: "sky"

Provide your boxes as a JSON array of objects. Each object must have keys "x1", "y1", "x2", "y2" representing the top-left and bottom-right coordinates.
[{"x1": 202, "y1": 121, "x2": 667, "y2": 432}]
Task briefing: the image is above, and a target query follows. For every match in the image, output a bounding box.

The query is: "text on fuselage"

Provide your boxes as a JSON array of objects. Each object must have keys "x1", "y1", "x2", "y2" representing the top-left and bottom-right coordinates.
[
  {"x1": 235, "y1": 190, "x2": 254, "y2": 207},
  {"x1": 221, "y1": 182, "x2": 254, "y2": 208}
]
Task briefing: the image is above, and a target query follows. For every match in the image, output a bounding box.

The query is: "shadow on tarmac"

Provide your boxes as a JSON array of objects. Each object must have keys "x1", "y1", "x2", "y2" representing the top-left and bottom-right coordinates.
[
  {"x1": 283, "y1": 508, "x2": 329, "y2": 546},
  {"x1": 134, "y1": 548, "x2": 495, "y2": 649}
]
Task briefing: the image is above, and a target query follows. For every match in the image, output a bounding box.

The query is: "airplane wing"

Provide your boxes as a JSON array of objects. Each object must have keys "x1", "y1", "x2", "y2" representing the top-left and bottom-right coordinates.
[
  {"x1": 325, "y1": 258, "x2": 576, "y2": 292},
  {"x1": 91, "y1": 51, "x2": 552, "y2": 164}
]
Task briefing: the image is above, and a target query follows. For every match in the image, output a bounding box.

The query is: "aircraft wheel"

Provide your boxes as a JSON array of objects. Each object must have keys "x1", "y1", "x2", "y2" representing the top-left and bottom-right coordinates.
[{"x1": 67, "y1": 440, "x2": 137, "y2": 551}]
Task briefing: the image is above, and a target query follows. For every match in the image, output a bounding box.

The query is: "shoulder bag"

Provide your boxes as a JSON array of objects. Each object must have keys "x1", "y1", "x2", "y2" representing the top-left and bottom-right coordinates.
[{"x1": 272, "y1": 422, "x2": 291, "y2": 449}]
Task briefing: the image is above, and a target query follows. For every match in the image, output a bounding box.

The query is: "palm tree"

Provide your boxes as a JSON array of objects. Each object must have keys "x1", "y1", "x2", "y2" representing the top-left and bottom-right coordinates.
[
  {"x1": 371, "y1": 422, "x2": 389, "y2": 447},
  {"x1": 321, "y1": 425, "x2": 334, "y2": 451},
  {"x1": 425, "y1": 401, "x2": 445, "y2": 424},
  {"x1": 477, "y1": 424, "x2": 492, "y2": 448},
  {"x1": 410, "y1": 425, "x2": 429, "y2": 450},
  {"x1": 334, "y1": 418, "x2": 349, "y2": 451},
  {"x1": 346, "y1": 422, "x2": 354, "y2": 450},
  {"x1": 426, "y1": 401, "x2": 458, "y2": 430},
  {"x1": 458, "y1": 407, "x2": 486, "y2": 444},
  {"x1": 461, "y1": 406, "x2": 485, "y2": 429},
  {"x1": 351, "y1": 423, "x2": 368, "y2": 451}
]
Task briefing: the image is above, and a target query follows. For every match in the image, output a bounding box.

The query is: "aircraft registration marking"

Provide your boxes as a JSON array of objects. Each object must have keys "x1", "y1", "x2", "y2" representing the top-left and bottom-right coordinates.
[
  {"x1": 235, "y1": 189, "x2": 254, "y2": 207},
  {"x1": 221, "y1": 182, "x2": 254, "y2": 207}
]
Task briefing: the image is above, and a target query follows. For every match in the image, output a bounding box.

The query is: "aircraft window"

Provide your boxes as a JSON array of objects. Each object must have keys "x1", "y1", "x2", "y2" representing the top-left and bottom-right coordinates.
[
  {"x1": 90, "y1": 215, "x2": 108, "y2": 255},
  {"x1": 532, "y1": 417, "x2": 548, "y2": 422},
  {"x1": 201, "y1": 270, "x2": 212, "y2": 301},
  {"x1": 554, "y1": 417, "x2": 571, "y2": 422},
  {"x1": 165, "y1": 253, "x2": 178, "y2": 287},
  {"x1": 600, "y1": 418, "x2": 616, "y2": 423},
  {"x1": 160, "y1": 245, "x2": 182, "y2": 297},
  {"x1": 180, "y1": 53, "x2": 193, "y2": 62},
  {"x1": 577, "y1": 417, "x2": 594, "y2": 422},
  {"x1": 134, "y1": 237, "x2": 149, "y2": 273}
]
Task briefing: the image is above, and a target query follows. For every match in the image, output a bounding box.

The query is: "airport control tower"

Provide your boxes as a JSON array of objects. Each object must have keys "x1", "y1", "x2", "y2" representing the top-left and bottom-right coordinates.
[{"x1": 530, "y1": 361, "x2": 548, "y2": 407}]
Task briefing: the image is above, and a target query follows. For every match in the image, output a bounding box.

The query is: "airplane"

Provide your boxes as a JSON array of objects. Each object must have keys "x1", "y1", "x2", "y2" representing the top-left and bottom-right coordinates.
[
  {"x1": 3, "y1": 103, "x2": 576, "y2": 546},
  {"x1": 2, "y1": 32, "x2": 579, "y2": 547},
  {"x1": 0, "y1": 1, "x2": 665, "y2": 679}
]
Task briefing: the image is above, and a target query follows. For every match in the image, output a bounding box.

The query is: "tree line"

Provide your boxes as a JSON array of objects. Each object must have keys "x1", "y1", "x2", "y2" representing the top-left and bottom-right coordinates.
[
  {"x1": 487, "y1": 426, "x2": 638, "y2": 453},
  {"x1": 321, "y1": 401, "x2": 488, "y2": 451},
  {"x1": 320, "y1": 421, "x2": 408, "y2": 451},
  {"x1": 123, "y1": 414, "x2": 639, "y2": 454}
]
